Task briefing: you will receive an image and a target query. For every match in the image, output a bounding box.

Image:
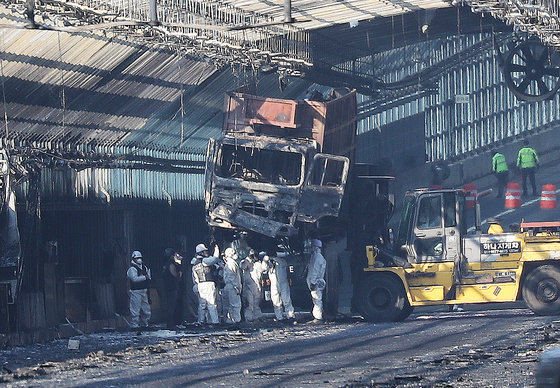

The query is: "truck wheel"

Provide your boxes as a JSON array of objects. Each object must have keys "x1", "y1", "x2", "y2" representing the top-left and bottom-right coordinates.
[
  {"x1": 357, "y1": 274, "x2": 407, "y2": 322},
  {"x1": 522, "y1": 265, "x2": 560, "y2": 316}
]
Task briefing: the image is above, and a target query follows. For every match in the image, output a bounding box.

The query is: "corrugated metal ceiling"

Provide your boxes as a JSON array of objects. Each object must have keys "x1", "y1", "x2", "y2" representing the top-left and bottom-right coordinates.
[
  {"x1": 220, "y1": 0, "x2": 450, "y2": 31},
  {"x1": 0, "y1": 15, "x2": 217, "y2": 153}
]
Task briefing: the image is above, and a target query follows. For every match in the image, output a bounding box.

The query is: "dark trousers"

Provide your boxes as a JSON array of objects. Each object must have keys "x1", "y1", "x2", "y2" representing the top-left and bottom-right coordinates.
[
  {"x1": 495, "y1": 171, "x2": 509, "y2": 197},
  {"x1": 165, "y1": 287, "x2": 183, "y2": 328},
  {"x1": 521, "y1": 167, "x2": 537, "y2": 196}
]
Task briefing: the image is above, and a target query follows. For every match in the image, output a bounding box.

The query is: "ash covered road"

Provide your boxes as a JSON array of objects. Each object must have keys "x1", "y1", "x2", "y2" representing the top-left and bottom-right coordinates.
[{"x1": 1, "y1": 306, "x2": 559, "y2": 387}]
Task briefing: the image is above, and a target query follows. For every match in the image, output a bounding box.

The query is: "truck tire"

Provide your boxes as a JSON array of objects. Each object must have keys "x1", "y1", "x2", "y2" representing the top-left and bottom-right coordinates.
[
  {"x1": 522, "y1": 265, "x2": 560, "y2": 316},
  {"x1": 357, "y1": 274, "x2": 408, "y2": 322}
]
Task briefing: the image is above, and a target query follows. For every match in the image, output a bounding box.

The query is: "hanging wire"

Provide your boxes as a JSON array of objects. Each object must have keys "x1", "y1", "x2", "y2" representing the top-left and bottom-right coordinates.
[
  {"x1": 457, "y1": 7, "x2": 462, "y2": 62},
  {"x1": 57, "y1": 32, "x2": 66, "y2": 133},
  {"x1": 391, "y1": 16, "x2": 395, "y2": 50},
  {"x1": 177, "y1": 51, "x2": 185, "y2": 147},
  {"x1": 0, "y1": 31, "x2": 9, "y2": 147}
]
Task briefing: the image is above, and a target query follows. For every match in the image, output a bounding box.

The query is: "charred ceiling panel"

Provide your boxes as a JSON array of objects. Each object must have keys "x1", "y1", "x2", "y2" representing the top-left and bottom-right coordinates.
[{"x1": 0, "y1": 19, "x2": 216, "y2": 152}]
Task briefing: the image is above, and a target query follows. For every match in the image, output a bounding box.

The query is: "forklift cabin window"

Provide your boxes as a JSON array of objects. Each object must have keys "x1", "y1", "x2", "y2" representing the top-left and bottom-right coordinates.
[
  {"x1": 217, "y1": 144, "x2": 303, "y2": 186},
  {"x1": 415, "y1": 195, "x2": 445, "y2": 261},
  {"x1": 443, "y1": 192, "x2": 456, "y2": 227},
  {"x1": 417, "y1": 196, "x2": 442, "y2": 229},
  {"x1": 396, "y1": 195, "x2": 416, "y2": 249}
]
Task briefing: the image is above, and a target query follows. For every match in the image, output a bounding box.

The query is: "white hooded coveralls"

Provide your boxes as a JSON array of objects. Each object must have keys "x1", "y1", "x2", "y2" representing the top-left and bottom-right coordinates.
[
  {"x1": 240, "y1": 257, "x2": 267, "y2": 321},
  {"x1": 191, "y1": 255, "x2": 219, "y2": 324},
  {"x1": 266, "y1": 253, "x2": 295, "y2": 320},
  {"x1": 307, "y1": 247, "x2": 327, "y2": 320},
  {"x1": 222, "y1": 254, "x2": 242, "y2": 323}
]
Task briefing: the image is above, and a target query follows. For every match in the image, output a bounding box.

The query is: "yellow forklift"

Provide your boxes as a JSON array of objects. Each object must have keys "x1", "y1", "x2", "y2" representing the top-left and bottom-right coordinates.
[{"x1": 357, "y1": 188, "x2": 560, "y2": 322}]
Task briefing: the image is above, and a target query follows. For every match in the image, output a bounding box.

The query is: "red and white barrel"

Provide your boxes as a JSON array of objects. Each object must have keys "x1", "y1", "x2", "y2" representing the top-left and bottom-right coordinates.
[
  {"x1": 463, "y1": 183, "x2": 477, "y2": 209},
  {"x1": 540, "y1": 184, "x2": 557, "y2": 209},
  {"x1": 505, "y1": 182, "x2": 521, "y2": 208}
]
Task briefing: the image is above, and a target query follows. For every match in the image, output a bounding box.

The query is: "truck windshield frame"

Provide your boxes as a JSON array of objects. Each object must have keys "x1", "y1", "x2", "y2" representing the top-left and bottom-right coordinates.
[{"x1": 215, "y1": 143, "x2": 304, "y2": 186}]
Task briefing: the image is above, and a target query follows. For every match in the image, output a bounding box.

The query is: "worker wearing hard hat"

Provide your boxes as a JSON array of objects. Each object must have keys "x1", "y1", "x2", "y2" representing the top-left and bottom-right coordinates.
[
  {"x1": 240, "y1": 250, "x2": 268, "y2": 322},
  {"x1": 487, "y1": 217, "x2": 504, "y2": 235},
  {"x1": 307, "y1": 239, "x2": 327, "y2": 322},
  {"x1": 517, "y1": 139, "x2": 540, "y2": 197},
  {"x1": 222, "y1": 247, "x2": 242, "y2": 323},
  {"x1": 264, "y1": 247, "x2": 295, "y2": 321},
  {"x1": 491, "y1": 149, "x2": 509, "y2": 198},
  {"x1": 127, "y1": 250, "x2": 152, "y2": 329},
  {"x1": 162, "y1": 248, "x2": 184, "y2": 330},
  {"x1": 191, "y1": 243, "x2": 220, "y2": 324}
]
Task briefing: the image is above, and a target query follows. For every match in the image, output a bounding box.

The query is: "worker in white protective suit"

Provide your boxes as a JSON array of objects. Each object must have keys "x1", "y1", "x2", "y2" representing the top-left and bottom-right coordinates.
[
  {"x1": 191, "y1": 243, "x2": 220, "y2": 324},
  {"x1": 127, "y1": 250, "x2": 152, "y2": 328},
  {"x1": 222, "y1": 247, "x2": 242, "y2": 323},
  {"x1": 307, "y1": 239, "x2": 327, "y2": 322},
  {"x1": 264, "y1": 250, "x2": 295, "y2": 321},
  {"x1": 240, "y1": 250, "x2": 268, "y2": 322}
]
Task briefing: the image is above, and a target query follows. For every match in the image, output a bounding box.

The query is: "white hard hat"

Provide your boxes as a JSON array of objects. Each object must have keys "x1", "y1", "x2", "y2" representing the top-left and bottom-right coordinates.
[
  {"x1": 224, "y1": 247, "x2": 235, "y2": 258},
  {"x1": 195, "y1": 243, "x2": 208, "y2": 254},
  {"x1": 312, "y1": 239, "x2": 323, "y2": 248},
  {"x1": 131, "y1": 250, "x2": 142, "y2": 259}
]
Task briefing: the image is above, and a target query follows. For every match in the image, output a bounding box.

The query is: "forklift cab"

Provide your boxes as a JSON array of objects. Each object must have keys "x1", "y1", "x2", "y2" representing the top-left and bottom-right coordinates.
[{"x1": 395, "y1": 189, "x2": 466, "y2": 264}]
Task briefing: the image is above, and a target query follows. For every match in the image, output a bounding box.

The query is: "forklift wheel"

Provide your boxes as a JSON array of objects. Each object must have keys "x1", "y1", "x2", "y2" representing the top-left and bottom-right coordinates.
[
  {"x1": 523, "y1": 265, "x2": 560, "y2": 316},
  {"x1": 397, "y1": 301, "x2": 414, "y2": 321},
  {"x1": 357, "y1": 274, "x2": 408, "y2": 322}
]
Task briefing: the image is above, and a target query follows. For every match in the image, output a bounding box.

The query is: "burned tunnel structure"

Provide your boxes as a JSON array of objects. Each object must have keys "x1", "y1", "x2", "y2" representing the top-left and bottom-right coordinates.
[{"x1": 2, "y1": 0, "x2": 560, "y2": 337}]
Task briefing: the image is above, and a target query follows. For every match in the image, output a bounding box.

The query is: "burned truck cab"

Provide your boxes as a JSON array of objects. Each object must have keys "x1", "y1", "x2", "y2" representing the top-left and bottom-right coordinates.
[
  {"x1": 204, "y1": 89, "x2": 355, "y2": 241},
  {"x1": 206, "y1": 135, "x2": 312, "y2": 238}
]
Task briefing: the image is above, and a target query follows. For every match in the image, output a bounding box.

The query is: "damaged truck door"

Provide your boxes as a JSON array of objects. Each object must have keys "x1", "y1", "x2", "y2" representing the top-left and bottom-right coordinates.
[{"x1": 298, "y1": 153, "x2": 349, "y2": 222}]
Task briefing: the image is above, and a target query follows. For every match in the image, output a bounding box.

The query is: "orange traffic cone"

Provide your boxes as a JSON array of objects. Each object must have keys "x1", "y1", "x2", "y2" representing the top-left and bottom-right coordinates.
[
  {"x1": 540, "y1": 184, "x2": 557, "y2": 209},
  {"x1": 505, "y1": 182, "x2": 521, "y2": 208}
]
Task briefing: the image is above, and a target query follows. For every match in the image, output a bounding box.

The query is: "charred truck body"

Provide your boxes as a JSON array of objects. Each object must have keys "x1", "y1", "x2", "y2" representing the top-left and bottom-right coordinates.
[{"x1": 204, "y1": 88, "x2": 394, "y2": 313}]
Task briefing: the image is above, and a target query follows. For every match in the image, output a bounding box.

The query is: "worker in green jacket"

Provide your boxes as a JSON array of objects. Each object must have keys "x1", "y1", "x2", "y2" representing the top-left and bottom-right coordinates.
[
  {"x1": 492, "y1": 149, "x2": 509, "y2": 198},
  {"x1": 516, "y1": 139, "x2": 540, "y2": 197}
]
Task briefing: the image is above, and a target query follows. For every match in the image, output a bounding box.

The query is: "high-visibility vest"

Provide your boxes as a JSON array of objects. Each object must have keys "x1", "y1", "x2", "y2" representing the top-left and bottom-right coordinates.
[
  {"x1": 517, "y1": 147, "x2": 539, "y2": 169},
  {"x1": 492, "y1": 153, "x2": 508, "y2": 173}
]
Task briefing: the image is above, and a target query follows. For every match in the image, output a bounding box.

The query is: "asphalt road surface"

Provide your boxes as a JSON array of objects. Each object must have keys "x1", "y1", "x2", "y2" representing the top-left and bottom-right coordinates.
[
  {"x1": 3, "y1": 164, "x2": 560, "y2": 387},
  {"x1": 1, "y1": 305, "x2": 559, "y2": 387}
]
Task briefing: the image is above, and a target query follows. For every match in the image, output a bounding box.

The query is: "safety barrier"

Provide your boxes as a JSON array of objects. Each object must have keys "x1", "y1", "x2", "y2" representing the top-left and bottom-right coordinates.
[
  {"x1": 505, "y1": 182, "x2": 521, "y2": 208},
  {"x1": 463, "y1": 183, "x2": 477, "y2": 209},
  {"x1": 540, "y1": 184, "x2": 557, "y2": 209}
]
